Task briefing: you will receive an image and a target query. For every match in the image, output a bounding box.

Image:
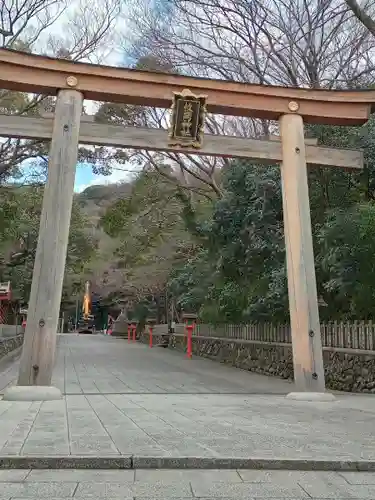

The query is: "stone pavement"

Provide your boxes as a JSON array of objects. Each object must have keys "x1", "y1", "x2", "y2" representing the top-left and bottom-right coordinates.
[
  {"x1": 0, "y1": 468, "x2": 373, "y2": 498},
  {"x1": 0, "y1": 334, "x2": 293, "y2": 395},
  {"x1": 0, "y1": 335, "x2": 374, "y2": 468}
]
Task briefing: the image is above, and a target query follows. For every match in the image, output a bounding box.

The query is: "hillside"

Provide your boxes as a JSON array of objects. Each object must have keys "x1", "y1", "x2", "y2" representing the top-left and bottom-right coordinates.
[
  {"x1": 76, "y1": 182, "x2": 133, "y2": 223},
  {"x1": 74, "y1": 175, "x2": 195, "y2": 308},
  {"x1": 74, "y1": 182, "x2": 133, "y2": 303}
]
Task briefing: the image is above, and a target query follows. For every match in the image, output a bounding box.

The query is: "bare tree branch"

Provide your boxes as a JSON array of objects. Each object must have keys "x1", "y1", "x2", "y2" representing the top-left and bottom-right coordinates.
[
  {"x1": 0, "y1": 0, "x2": 123, "y2": 184},
  {"x1": 101, "y1": 0, "x2": 372, "y2": 201},
  {"x1": 128, "y1": 0, "x2": 375, "y2": 88},
  {"x1": 345, "y1": 0, "x2": 375, "y2": 37}
]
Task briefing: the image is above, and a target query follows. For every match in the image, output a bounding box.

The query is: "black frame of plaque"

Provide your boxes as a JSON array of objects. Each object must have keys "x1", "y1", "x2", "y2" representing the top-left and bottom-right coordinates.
[{"x1": 168, "y1": 89, "x2": 207, "y2": 148}]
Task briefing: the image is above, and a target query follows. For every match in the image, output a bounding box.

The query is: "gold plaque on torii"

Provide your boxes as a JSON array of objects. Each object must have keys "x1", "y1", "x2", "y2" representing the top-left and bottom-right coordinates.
[{"x1": 168, "y1": 89, "x2": 207, "y2": 149}]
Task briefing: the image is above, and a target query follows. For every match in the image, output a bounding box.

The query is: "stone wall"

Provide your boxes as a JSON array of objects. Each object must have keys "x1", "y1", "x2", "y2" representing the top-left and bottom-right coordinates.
[
  {"x1": 138, "y1": 330, "x2": 375, "y2": 393},
  {"x1": 0, "y1": 334, "x2": 24, "y2": 359},
  {"x1": 0, "y1": 325, "x2": 23, "y2": 338},
  {"x1": 325, "y1": 349, "x2": 375, "y2": 393}
]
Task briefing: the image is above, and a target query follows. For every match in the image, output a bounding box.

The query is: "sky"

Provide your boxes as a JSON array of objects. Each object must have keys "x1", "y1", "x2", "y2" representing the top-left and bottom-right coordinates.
[
  {"x1": 12, "y1": 159, "x2": 136, "y2": 193},
  {"x1": 74, "y1": 163, "x2": 134, "y2": 192}
]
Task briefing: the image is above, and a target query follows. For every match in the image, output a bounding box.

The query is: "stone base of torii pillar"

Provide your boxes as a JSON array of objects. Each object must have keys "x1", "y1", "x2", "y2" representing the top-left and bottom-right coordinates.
[
  {"x1": 286, "y1": 392, "x2": 335, "y2": 402},
  {"x1": 3, "y1": 386, "x2": 62, "y2": 401}
]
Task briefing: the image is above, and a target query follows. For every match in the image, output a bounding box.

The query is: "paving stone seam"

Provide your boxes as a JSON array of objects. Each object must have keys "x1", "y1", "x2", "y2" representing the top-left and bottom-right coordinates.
[
  {"x1": 82, "y1": 394, "x2": 122, "y2": 456},
  {"x1": 0, "y1": 456, "x2": 374, "y2": 471},
  {"x1": 17, "y1": 402, "x2": 42, "y2": 457},
  {"x1": 296, "y1": 481, "x2": 313, "y2": 499},
  {"x1": 100, "y1": 392, "x2": 184, "y2": 456}
]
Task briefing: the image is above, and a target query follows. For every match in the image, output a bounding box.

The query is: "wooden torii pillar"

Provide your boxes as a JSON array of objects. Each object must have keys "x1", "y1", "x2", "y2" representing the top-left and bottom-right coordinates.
[
  {"x1": 8, "y1": 90, "x2": 82, "y2": 400},
  {"x1": 279, "y1": 111, "x2": 326, "y2": 399},
  {"x1": 0, "y1": 49, "x2": 372, "y2": 401}
]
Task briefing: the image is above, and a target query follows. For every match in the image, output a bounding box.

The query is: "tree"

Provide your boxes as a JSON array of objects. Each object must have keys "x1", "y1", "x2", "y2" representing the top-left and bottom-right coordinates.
[
  {"x1": 98, "y1": 168, "x2": 214, "y2": 307},
  {"x1": 0, "y1": 0, "x2": 122, "y2": 183},
  {"x1": 319, "y1": 203, "x2": 375, "y2": 319},
  {"x1": 129, "y1": 0, "x2": 375, "y2": 88},
  {"x1": 100, "y1": 170, "x2": 192, "y2": 298},
  {"x1": 344, "y1": 0, "x2": 375, "y2": 37},
  {"x1": 59, "y1": 111, "x2": 375, "y2": 323},
  {"x1": 168, "y1": 159, "x2": 289, "y2": 323},
  {"x1": 168, "y1": 111, "x2": 375, "y2": 322},
  {"x1": 95, "y1": 55, "x2": 230, "y2": 201},
  {"x1": 0, "y1": 186, "x2": 97, "y2": 305},
  {"x1": 1, "y1": 0, "x2": 121, "y2": 61},
  {"x1": 110, "y1": 0, "x2": 375, "y2": 322},
  {"x1": 104, "y1": 0, "x2": 375, "y2": 210},
  {"x1": 303, "y1": 114, "x2": 375, "y2": 237},
  {"x1": 168, "y1": 248, "x2": 215, "y2": 317}
]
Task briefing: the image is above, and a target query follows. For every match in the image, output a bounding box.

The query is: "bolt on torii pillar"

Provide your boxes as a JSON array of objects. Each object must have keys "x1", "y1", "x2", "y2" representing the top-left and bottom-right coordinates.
[{"x1": 3, "y1": 87, "x2": 83, "y2": 401}]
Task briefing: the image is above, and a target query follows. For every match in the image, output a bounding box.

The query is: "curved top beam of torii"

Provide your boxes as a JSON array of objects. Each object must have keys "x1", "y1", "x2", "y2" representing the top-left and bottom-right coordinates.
[{"x1": 1, "y1": 48, "x2": 375, "y2": 126}]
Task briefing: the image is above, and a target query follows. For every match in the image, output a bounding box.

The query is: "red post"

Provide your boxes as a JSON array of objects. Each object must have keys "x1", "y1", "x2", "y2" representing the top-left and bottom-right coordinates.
[
  {"x1": 132, "y1": 324, "x2": 136, "y2": 342},
  {"x1": 149, "y1": 325, "x2": 153, "y2": 348},
  {"x1": 187, "y1": 324, "x2": 193, "y2": 359},
  {"x1": 127, "y1": 325, "x2": 131, "y2": 342}
]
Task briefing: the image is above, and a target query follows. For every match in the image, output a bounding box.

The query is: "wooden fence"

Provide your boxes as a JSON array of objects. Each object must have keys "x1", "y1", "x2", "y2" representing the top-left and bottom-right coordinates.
[{"x1": 189, "y1": 322, "x2": 375, "y2": 350}]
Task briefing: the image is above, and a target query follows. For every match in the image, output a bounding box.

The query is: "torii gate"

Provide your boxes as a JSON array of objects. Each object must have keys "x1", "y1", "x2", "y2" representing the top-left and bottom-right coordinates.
[{"x1": 0, "y1": 49, "x2": 372, "y2": 401}]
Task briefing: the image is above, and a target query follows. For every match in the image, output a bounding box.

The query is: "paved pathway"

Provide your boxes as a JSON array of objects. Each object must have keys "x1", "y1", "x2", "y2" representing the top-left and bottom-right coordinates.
[
  {"x1": 0, "y1": 334, "x2": 292, "y2": 395},
  {"x1": 56, "y1": 334, "x2": 294, "y2": 395},
  {"x1": 0, "y1": 335, "x2": 374, "y2": 466},
  {"x1": 0, "y1": 468, "x2": 373, "y2": 498}
]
